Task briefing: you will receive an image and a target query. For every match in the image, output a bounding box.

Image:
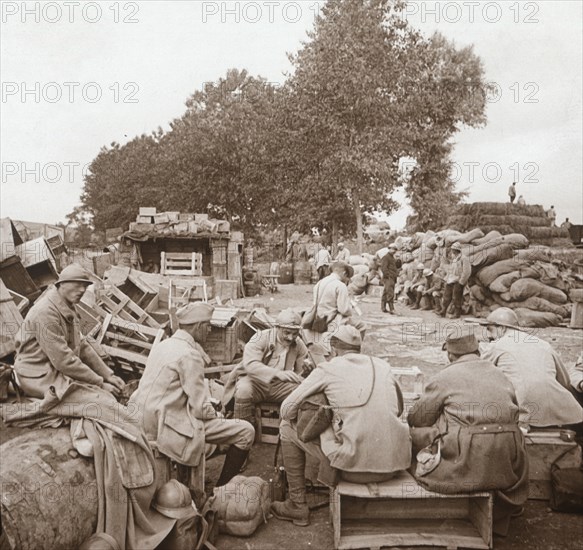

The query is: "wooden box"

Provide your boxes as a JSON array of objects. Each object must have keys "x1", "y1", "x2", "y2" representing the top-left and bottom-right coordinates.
[
  {"x1": 139, "y1": 207, "x2": 157, "y2": 216},
  {"x1": 331, "y1": 471, "x2": 493, "y2": 550},
  {"x1": 136, "y1": 216, "x2": 154, "y2": 224},
  {"x1": 254, "y1": 402, "x2": 280, "y2": 445},
  {"x1": 194, "y1": 213, "x2": 209, "y2": 222},
  {"x1": 205, "y1": 324, "x2": 238, "y2": 365},
  {"x1": 525, "y1": 429, "x2": 581, "y2": 500}
]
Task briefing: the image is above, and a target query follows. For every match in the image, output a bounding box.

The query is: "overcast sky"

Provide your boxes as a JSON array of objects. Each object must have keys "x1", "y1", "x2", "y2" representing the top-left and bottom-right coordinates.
[{"x1": 1, "y1": 0, "x2": 581, "y2": 229}]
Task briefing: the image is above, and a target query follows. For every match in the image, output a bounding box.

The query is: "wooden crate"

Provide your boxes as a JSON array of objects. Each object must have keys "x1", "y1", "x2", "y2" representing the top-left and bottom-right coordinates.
[
  {"x1": 0, "y1": 279, "x2": 24, "y2": 358},
  {"x1": 160, "y1": 252, "x2": 203, "y2": 276},
  {"x1": 0, "y1": 256, "x2": 40, "y2": 302},
  {"x1": 94, "y1": 285, "x2": 161, "y2": 329},
  {"x1": 139, "y1": 207, "x2": 157, "y2": 216},
  {"x1": 205, "y1": 324, "x2": 238, "y2": 365},
  {"x1": 255, "y1": 402, "x2": 280, "y2": 444},
  {"x1": 331, "y1": 471, "x2": 493, "y2": 550},
  {"x1": 525, "y1": 429, "x2": 581, "y2": 500}
]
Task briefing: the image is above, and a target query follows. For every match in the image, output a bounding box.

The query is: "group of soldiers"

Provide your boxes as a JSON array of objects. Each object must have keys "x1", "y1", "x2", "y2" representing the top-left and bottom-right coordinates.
[{"x1": 4, "y1": 260, "x2": 583, "y2": 547}]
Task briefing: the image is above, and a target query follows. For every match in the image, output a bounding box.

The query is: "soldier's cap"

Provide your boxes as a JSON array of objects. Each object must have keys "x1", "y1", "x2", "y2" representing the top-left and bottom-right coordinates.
[
  {"x1": 275, "y1": 309, "x2": 302, "y2": 329},
  {"x1": 176, "y1": 302, "x2": 214, "y2": 324},
  {"x1": 56, "y1": 264, "x2": 93, "y2": 286},
  {"x1": 442, "y1": 327, "x2": 479, "y2": 355},
  {"x1": 423, "y1": 268, "x2": 433, "y2": 277},
  {"x1": 330, "y1": 325, "x2": 362, "y2": 350}
]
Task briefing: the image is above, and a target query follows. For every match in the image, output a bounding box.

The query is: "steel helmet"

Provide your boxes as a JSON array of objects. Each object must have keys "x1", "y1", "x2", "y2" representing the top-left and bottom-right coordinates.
[
  {"x1": 153, "y1": 479, "x2": 197, "y2": 519},
  {"x1": 78, "y1": 533, "x2": 121, "y2": 550},
  {"x1": 275, "y1": 309, "x2": 302, "y2": 329},
  {"x1": 56, "y1": 264, "x2": 92, "y2": 286},
  {"x1": 484, "y1": 307, "x2": 520, "y2": 329}
]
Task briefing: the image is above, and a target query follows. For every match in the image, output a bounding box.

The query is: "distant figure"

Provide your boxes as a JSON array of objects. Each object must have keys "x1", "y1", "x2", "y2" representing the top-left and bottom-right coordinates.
[
  {"x1": 315, "y1": 245, "x2": 332, "y2": 280},
  {"x1": 508, "y1": 182, "x2": 517, "y2": 203},
  {"x1": 547, "y1": 205, "x2": 557, "y2": 226},
  {"x1": 561, "y1": 218, "x2": 572, "y2": 230},
  {"x1": 516, "y1": 195, "x2": 526, "y2": 206},
  {"x1": 335, "y1": 242, "x2": 351, "y2": 263}
]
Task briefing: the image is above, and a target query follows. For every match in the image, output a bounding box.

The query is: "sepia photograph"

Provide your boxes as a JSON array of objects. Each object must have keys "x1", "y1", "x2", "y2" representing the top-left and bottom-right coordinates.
[{"x1": 1, "y1": 1, "x2": 582, "y2": 549}]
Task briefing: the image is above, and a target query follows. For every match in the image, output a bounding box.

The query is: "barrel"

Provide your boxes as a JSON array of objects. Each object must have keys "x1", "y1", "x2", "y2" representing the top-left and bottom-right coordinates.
[
  {"x1": 278, "y1": 262, "x2": 293, "y2": 285},
  {"x1": 293, "y1": 261, "x2": 312, "y2": 284},
  {"x1": 0, "y1": 428, "x2": 97, "y2": 549}
]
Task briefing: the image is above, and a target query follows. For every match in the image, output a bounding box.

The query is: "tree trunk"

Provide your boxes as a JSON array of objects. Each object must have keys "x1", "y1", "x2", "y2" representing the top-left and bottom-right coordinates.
[
  {"x1": 354, "y1": 199, "x2": 363, "y2": 254},
  {"x1": 282, "y1": 225, "x2": 288, "y2": 261},
  {"x1": 332, "y1": 219, "x2": 339, "y2": 258}
]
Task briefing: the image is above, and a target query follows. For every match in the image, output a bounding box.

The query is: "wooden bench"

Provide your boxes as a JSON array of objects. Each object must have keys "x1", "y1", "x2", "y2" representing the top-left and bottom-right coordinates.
[
  {"x1": 331, "y1": 470, "x2": 493, "y2": 550},
  {"x1": 261, "y1": 274, "x2": 279, "y2": 293},
  {"x1": 524, "y1": 429, "x2": 581, "y2": 500},
  {"x1": 255, "y1": 402, "x2": 281, "y2": 444}
]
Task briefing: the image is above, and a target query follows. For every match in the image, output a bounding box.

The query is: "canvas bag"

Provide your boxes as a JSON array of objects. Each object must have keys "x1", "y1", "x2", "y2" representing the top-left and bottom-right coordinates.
[
  {"x1": 296, "y1": 358, "x2": 376, "y2": 443},
  {"x1": 301, "y1": 280, "x2": 330, "y2": 333}
]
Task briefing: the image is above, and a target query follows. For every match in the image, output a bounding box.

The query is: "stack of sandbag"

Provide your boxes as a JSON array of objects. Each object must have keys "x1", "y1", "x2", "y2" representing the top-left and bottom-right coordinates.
[
  {"x1": 445, "y1": 202, "x2": 574, "y2": 247},
  {"x1": 469, "y1": 245, "x2": 582, "y2": 326}
]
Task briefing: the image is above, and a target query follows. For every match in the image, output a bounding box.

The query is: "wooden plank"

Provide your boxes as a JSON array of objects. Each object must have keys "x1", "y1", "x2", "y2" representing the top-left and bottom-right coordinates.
[
  {"x1": 336, "y1": 471, "x2": 490, "y2": 499},
  {"x1": 469, "y1": 494, "x2": 494, "y2": 548},
  {"x1": 341, "y1": 495, "x2": 469, "y2": 520},
  {"x1": 101, "y1": 345, "x2": 147, "y2": 365},
  {"x1": 104, "y1": 331, "x2": 154, "y2": 350}
]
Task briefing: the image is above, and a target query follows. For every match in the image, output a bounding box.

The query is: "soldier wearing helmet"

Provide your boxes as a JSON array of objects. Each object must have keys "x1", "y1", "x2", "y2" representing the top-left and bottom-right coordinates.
[
  {"x1": 14, "y1": 264, "x2": 125, "y2": 399},
  {"x1": 222, "y1": 309, "x2": 311, "y2": 430},
  {"x1": 478, "y1": 308, "x2": 583, "y2": 428},
  {"x1": 438, "y1": 241, "x2": 471, "y2": 319}
]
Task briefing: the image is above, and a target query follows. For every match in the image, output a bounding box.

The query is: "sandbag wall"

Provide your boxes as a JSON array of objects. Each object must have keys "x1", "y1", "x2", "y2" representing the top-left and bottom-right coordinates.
[
  {"x1": 446, "y1": 202, "x2": 574, "y2": 248},
  {"x1": 389, "y1": 227, "x2": 582, "y2": 327}
]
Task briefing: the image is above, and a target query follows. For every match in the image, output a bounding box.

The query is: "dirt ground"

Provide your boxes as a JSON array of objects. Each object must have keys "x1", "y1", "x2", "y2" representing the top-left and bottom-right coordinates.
[{"x1": 1, "y1": 282, "x2": 582, "y2": 549}]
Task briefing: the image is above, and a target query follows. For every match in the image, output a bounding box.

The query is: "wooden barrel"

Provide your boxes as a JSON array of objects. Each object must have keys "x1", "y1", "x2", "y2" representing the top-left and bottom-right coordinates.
[
  {"x1": 0, "y1": 428, "x2": 97, "y2": 550},
  {"x1": 293, "y1": 261, "x2": 312, "y2": 284},
  {"x1": 278, "y1": 262, "x2": 293, "y2": 285}
]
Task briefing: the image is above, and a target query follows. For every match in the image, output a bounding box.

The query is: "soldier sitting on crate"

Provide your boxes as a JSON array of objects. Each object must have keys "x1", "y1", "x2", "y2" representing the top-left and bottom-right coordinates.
[
  {"x1": 407, "y1": 328, "x2": 529, "y2": 536},
  {"x1": 478, "y1": 308, "x2": 583, "y2": 430},
  {"x1": 272, "y1": 326, "x2": 411, "y2": 527},
  {"x1": 14, "y1": 264, "x2": 125, "y2": 399},
  {"x1": 222, "y1": 309, "x2": 311, "y2": 430},
  {"x1": 130, "y1": 303, "x2": 255, "y2": 487}
]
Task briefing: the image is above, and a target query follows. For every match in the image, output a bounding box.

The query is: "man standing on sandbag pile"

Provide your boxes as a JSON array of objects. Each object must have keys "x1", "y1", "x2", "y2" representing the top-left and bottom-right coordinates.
[
  {"x1": 438, "y1": 242, "x2": 471, "y2": 319},
  {"x1": 223, "y1": 309, "x2": 311, "y2": 430},
  {"x1": 508, "y1": 181, "x2": 517, "y2": 203},
  {"x1": 478, "y1": 308, "x2": 583, "y2": 431},
  {"x1": 380, "y1": 244, "x2": 399, "y2": 314},
  {"x1": 131, "y1": 303, "x2": 255, "y2": 487},
  {"x1": 273, "y1": 326, "x2": 411, "y2": 527}
]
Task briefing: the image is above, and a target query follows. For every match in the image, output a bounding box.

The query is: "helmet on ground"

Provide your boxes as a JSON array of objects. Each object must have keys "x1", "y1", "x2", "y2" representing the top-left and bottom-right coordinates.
[
  {"x1": 79, "y1": 533, "x2": 121, "y2": 550},
  {"x1": 153, "y1": 479, "x2": 197, "y2": 519}
]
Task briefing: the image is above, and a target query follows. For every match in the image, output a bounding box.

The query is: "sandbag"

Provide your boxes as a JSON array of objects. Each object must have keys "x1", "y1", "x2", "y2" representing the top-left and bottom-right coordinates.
[
  {"x1": 456, "y1": 228, "x2": 485, "y2": 245},
  {"x1": 473, "y1": 230, "x2": 503, "y2": 246},
  {"x1": 501, "y1": 233, "x2": 529, "y2": 249},
  {"x1": 204, "y1": 476, "x2": 270, "y2": 537},
  {"x1": 489, "y1": 271, "x2": 521, "y2": 294},
  {"x1": 492, "y1": 295, "x2": 569, "y2": 317},
  {"x1": 514, "y1": 247, "x2": 551, "y2": 263},
  {"x1": 477, "y1": 259, "x2": 526, "y2": 287},
  {"x1": 514, "y1": 308, "x2": 563, "y2": 328},
  {"x1": 508, "y1": 278, "x2": 568, "y2": 304},
  {"x1": 410, "y1": 233, "x2": 425, "y2": 250},
  {"x1": 470, "y1": 284, "x2": 491, "y2": 303},
  {"x1": 412, "y1": 245, "x2": 435, "y2": 264},
  {"x1": 348, "y1": 255, "x2": 367, "y2": 266},
  {"x1": 375, "y1": 247, "x2": 389, "y2": 259},
  {"x1": 352, "y1": 264, "x2": 369, "y2": 276},
  {"x1": 470, "y1": 243, "x2": 515, "y2": 269}
]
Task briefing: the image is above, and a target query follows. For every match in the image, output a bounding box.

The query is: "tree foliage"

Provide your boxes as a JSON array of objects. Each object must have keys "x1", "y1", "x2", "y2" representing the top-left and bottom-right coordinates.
[{"x1": 80, "y1": 0, "x2": 490, "y2": 245}]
